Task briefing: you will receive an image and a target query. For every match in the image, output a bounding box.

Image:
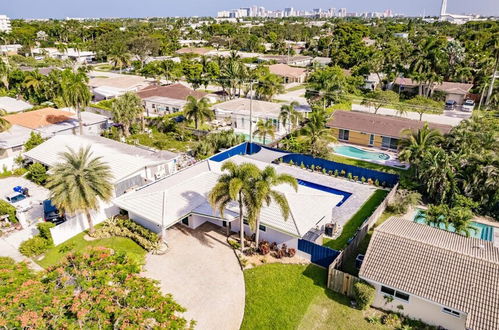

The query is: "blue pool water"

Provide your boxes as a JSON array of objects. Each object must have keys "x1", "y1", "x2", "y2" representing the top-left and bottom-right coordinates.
[
  {"x1": 334, "y1": 146, "x2": 390, "y2": 161},
  {"x1": 413, "y1": 209, "x2": 494, "y2": 241},
  {"x1": 296, "y1": 179, "x2": 352, "y2": 206}
]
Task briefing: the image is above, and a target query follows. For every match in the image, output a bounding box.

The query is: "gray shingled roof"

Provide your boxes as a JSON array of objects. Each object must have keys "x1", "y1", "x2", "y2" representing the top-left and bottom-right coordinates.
[{"x1": 359, "y1": 217, "x2": 499, "y2": 330}]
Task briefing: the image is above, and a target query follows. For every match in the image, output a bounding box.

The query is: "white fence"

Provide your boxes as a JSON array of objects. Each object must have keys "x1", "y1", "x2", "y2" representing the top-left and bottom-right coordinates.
[{"x1": 49, "y1": 203, "x2": 118, "y2": 246}]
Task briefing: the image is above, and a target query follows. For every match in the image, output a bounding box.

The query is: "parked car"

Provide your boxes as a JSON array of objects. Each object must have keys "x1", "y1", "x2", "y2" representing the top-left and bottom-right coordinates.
[
  {"x1": 5, "y1": 192, "x2": 32, "y2": 212},
  {"x1": 462, "y1": 99, "x2": 475, "y2": 112},
  {"x1": 445, "y1": 100, "x2": 457, "y2": 110},
  {"x1": 43, "y1": 200, "x2": 66, "y2": 225}
]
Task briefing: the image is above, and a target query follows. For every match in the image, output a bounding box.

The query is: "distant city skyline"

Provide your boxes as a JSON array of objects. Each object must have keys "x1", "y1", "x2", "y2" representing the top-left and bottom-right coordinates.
[{"x1": 1, "y1": 0, "x2": 498, "y2": 19}]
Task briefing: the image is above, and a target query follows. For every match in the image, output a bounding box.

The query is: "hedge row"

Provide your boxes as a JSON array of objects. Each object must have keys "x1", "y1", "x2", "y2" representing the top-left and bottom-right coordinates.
[{"x1": 94, "y1": 217, "x2": 160, "y2": 251}]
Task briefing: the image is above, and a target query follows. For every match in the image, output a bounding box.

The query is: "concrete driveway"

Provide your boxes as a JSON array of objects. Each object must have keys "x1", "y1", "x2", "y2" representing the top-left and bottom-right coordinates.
[{"x1": 142, "y1": 222, "x2": 245, "y2": 330}]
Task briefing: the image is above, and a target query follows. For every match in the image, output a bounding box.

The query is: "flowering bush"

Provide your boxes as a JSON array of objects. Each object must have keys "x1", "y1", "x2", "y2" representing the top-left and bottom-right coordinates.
[
  {"x1": 0, "y1": 249, "x2": 192, "y2": 328},
  {"x1": 93, "y1": 217, "x2": 160, "y2": 251}
]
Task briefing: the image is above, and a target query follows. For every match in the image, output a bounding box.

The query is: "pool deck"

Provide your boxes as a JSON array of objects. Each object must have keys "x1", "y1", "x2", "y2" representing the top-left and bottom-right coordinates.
[{"x1": 243, "y1": 154, "x2": 379, "y2": 230}]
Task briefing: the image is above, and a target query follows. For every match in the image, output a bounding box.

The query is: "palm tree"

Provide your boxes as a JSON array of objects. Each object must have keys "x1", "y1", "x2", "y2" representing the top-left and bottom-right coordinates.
[
  {"x1": 248, "y1": 166, "x2": 298, "y2": 246},
  {"x1": 448, "y1": 207, "x2": 476, "y2": 237},
  {"x1": 112, "y1": 92, "x2": 144, "y2": 137},
  {"x1": 418, "y1": 147, "x2": 458, "y2": 204},
  {"x1": 183, "y1": 96, "x2": 213, "y2": 130},
  {"x1": 109, "y1": 52, "x2": 132, "y2": 74},
  {"x1": 0, "y1": 109, "x2": 11, "y2": 133},
  {"x1": 255, "y1": 73, "x2": 284, "y2": 101},
  {"x1": 46, "y1": 147, "x2": 114, "y2": 236},
  {"x1": 0, "y1": 59, "x2": 11, "y2": 90},
  {"x1": 301, "y1": 110, "x2": 335, "y2": 156},
  {"x1": 208, "y1": 161, "x2": 260, "y2": 251},
  {"x1": 253, "y1": 119, "x2": 276, "y2": 145},
  {"x1": 279, "y1": 101, "x2": 303, "y2": 133},
  {"x1": 60, "y1": 68, "x2": 91, "y2": 135},
  {"x1": 398, "y1": 123, "x2": 443, "y2": 174},
  {"x1": 422, "y1": 204, "x2": 449, "y2": 230}
]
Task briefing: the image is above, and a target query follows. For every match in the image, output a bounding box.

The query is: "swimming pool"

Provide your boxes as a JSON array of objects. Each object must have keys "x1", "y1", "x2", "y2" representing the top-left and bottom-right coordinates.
[
  {"x1": 296, "y1": 179, "x2": 352, "y2": 206},
  {"x1": 237, "y1": 133, "x2": 268, "y2": 144},
  {"x1": 334, "y1": 145, "x2": 390, "y2": 161},
  {"x1": 413, "y1": 209, "x2": 494, "y2": 241}
]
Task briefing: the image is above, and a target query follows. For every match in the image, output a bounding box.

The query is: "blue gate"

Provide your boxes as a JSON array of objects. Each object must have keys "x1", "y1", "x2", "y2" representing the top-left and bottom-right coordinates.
[{"x1": 298, "y1": 239, "x2": 340, "y2": 268}]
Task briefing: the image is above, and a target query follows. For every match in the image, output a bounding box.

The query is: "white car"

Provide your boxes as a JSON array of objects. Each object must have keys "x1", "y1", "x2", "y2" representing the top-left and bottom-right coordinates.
[
  {"x1": 462, "y1": 99, "x2": 475, "y2": 112},
  {"x1": 5, "y1": 192, "x2": 32, "y2": 212}
]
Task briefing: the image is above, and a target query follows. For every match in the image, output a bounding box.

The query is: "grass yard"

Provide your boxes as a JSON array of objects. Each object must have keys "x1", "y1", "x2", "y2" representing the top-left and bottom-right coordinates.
[
  {"x1": 241, "y1": 264, "x2": 384, "y2": 330},
  {"x1": 285, "y1": 84, "x2": 305, "y2": 92},
  {"x1": 38, "y1": 231, "x2": 146, "y2": 269},
  {"x1": 324, "y1": 189, "x2": 389, "y2": 250},
  {"x1": 127, "y1": 131, "x2": 196, "y2": 153},
  {"x1": 327, "y1": 154, "x2": 405, "y2": 175}
]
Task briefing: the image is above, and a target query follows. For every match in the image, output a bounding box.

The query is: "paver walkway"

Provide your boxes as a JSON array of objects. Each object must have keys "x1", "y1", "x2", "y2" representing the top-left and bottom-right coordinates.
[{"x1": 142, "y1": 223, "x2": 245, "y2": 330}]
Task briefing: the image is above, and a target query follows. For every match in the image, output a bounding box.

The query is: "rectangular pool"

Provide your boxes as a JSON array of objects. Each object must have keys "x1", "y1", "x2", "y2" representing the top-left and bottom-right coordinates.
[
  {"x1": 413, "y1": 209, "x2": 494, "y2": 241},
  {"x1": 296, "y1": 179, "x2": 352, "y2": 206}
]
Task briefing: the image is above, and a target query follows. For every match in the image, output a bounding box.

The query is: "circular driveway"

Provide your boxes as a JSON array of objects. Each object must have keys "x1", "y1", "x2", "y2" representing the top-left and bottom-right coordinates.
[{"x1": 142, "y1": 222, "x2": 245, "y2": 329}]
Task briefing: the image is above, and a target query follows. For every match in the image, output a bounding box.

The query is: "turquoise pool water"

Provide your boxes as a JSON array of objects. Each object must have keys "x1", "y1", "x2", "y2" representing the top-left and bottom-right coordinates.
[
  {"x1": 238, "y1": 133, "x2": 268, "y2": 144},
  {"x1": 413, "y1": 210, "x2": 494, "y2": 241},
  {"x1": 334, "y1": 146, "x2": 390, "y2": 161}
]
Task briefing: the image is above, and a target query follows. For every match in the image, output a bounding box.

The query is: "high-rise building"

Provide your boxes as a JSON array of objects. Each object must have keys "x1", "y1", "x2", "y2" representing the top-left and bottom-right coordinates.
[
  {"x1": 284, "y1": 8, "x2": 295, "y2": 17},
  {"x1": 339, "y1": 8, "x2": 347, "y2": 17},
  {"x1": 0, "y1": 15, "x2": 11, "y2": 33},
  {"x1": 440, "y1": 0, "x2": 448, "y2": 16}
]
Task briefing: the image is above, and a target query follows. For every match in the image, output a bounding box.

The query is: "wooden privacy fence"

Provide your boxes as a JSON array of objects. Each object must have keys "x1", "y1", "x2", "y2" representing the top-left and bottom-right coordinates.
[{"x1": 328, "y1": 269, "x2": 361, "y2": 298}]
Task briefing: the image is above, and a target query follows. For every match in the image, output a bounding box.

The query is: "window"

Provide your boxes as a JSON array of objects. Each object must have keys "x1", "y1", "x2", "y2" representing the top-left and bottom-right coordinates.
[
  {"x1": 381, "y1": 286, "x2": 409, "y2": 302},
  {"x1": 222, "y1": 221, "x2": 227, "y2": 227},
  {"x1": 181, "y1": 217, "x2": 189, "y2": 226},
  {"x1": 259, "y1": 224, "x2": 266, "y2": 232},
  {"x1": 381, "y1": 136, "x2": 399, "y2": 150},
  {"x1": 442, "y1": 308, "x2": 461, "y2": 317},
  {"x1": 369, "y1": 134, "x2": 375, "y2": 146},
  {"x1": 339, "y1": 129, "x2": 349, "y2": 141}
]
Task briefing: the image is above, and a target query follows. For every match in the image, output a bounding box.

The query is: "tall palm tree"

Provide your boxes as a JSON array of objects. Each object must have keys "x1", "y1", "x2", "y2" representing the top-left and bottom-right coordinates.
[
  {"x1": 449, "y1": 207, "x2": 476, "y2": 237},
  {"x1": 418, "y1": 147, "x2": 458, "y2": 204},
  {"x1": 0, "y1": 59, "x2": 11, "y2": 90},
  {"x1": 398, "y1": 123, "x2": 443, "y2": 174},
  {"x1": 279, "y1": 101, "x2": 303, "y2": 133},
  {"x1": 112, "y1": 92, "x2": 144, "y2": 137},
  {"x1": 255, "y1": 73, "x2": 284, "y2": 101},
  {"x1": 422, "y1": 204, "x2": 449, "y2": 230},
  {"x1": 183, "y1": 96, "x2": 213, "y2": 130},
  {"x1": 46, "y1": 147, "x2": 114, "y2": 236},
  {"x1": 253, "y1": 119, "x2": 276, "y2": 145},
  {"x1": 208, "y1": 161, "x2": 260, "y2": 251},
  {"x1": 108, "y1": 52, "x2": 132, "y2": 74},
  {"x1": 0, "y1": 109, "x2": 11, "y2": 133},
  {"x1": 301, "y1": 110, "x2": 335, "y2": 156},
  {"x1": 60, "y1": 68, "x2": 91, "y2": 135},
  {"x1": 248, "y1": 166, "x2": 298, "y2": 246}
]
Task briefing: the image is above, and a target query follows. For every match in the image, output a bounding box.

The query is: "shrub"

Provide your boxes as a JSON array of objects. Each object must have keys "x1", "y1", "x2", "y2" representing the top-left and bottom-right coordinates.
[
  {"x1": 23, "y1": 132, "x2": 44, "y2": 151},
  {"x1": 19, "y1": 236, "x2": 49, "y2": 257},
  {"x1": 94, "y1": 217, "x2": 160, "y2": 251},
  {"x1": 334, "y1": 169, "x2": 339, "y2": 177},
  {"x1": 353, "y1": 175, "x2": 359, "y2": 182},
  {"x1": 353, "y1": 282, "x2": 375, "y2": 310},
  {"x1": 347, "y1": 173, "x2": 353, "y2": 180},
  {"x1": 322, "y1": 168, "x2": 326, "y2": 174},
  {"x1": 300, "y1": 162, "x2": 305, "y2": 169},
  {"x1": 0, "y1": 200, "x2": 17, "y2": 223},
  {"x1": 287, "y1": 248, "x2": 296, "y2": 257},
  {"x1": 37, "y1": 222, "x2": 55, "y2": 246},
  {"x1": 13, "y1": 167, "x2": 28, "y2": 176},
  {"x1": 228, "y1": 239, "x2": 240, "y2": 250},
  {"x1": 375, "y1": 179, "x2": 380, "y2": 186},
  {"x1": 361, "y1": 177, "x2": 366, "y2": 183},
  {"x1": 289, "y1": 160, "x2": 294, "y2": 166},
  {"x1": 340, "y1": 170, "x2": 346, "y2": 176},
  {"x1": 28, "y1": 162, "x2": 47, "y2": 185}
]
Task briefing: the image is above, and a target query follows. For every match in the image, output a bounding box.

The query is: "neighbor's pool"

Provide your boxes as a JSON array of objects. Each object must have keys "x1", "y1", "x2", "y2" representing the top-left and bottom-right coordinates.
[
  {"x1": 238, "y1": 133, "x2": 268, "y2": 144},
  {"x1": 413, "y1": 209, "x2": 494, "y2": 241},
  {"x1": 334, "y1": 145, "x2": 390, "y2": 161},
  {"x1": 296, "y1": 179, "x2": 352, "y2": 206}
]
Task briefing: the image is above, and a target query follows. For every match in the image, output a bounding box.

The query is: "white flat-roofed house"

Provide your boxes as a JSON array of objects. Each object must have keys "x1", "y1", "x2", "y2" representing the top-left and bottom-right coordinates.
[
  {"x1": 23, "y1": 135, "x2": 179, "y2": 245},
  {"x1": 359, "y1": 217, "x2": 499, "y2": 330},
  {"x1": 89, "y1": 75, "x2": 151, "y2": 101},
  {"x1": 0, "y1": 97, "x2": 32, "y2": 113},
  {"x1": 0, "y1": 15, "x2": 11, "y2": 33},
  {"x1": 213, "y1": 98, "x2": 287, "y2": 137},
  {"x1": 0, "y1": 125, "x2": 32, "y2": 170},
  {"x1": 0, "y1": 44, "x2": 22, "y2": 55},
  {"x1": 114, "y1": 154, "x2": 342, "y2": 249}
]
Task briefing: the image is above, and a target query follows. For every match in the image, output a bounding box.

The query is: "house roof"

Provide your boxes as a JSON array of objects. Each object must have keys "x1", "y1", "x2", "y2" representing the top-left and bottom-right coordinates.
[
  {"x1": 259, "y1": 55, "x2": 312, "y2": 64},
  {"x1": 0, "y1": 125, "x2": 33, "y2": 148},
  {"x1": 175, "y1": 47, "x2": 212, "y2": 55},
  {"x1": 4, "y1": 108, "x2": 75, "y2": 129},
  {"x1": 269, "y1": 64, "x2": 307, "y2": 78},
  {"x1": 394, "y1": 78, "x2": 473, "y2": 94},
  {"x1": 23, "y1": 135, "x2": 178, "y2": 183},
  {"x1": 214, "y1": 98, "x2": 282, "y2": 118},
  {"x1": 359, "y1": 217, "x2": 499, "y2": 330},
  {"x1": 88, "y1": 75, "x2": 149, "y2": 90},
  {"x1": 0, "y1": 97, "x2": 32, "y2": 113},
  {"x1": 136, "y1": 83, "x2": 207, "y2": 101},
  {"x1": 114, "y1": 155, "x2": 342, "y2": 236},
  {"x1": 326, "y1": 110, "x2": 453, "y2": 139}
]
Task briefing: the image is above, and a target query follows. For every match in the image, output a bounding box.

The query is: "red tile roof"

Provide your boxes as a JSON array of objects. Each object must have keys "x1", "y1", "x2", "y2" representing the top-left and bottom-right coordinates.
[
  {"x1": 4, "y1": 108, "x2": 75, "y2": 129},
  {"x1": 136, "y1": 83, "x2": 207, "y2": 101}
]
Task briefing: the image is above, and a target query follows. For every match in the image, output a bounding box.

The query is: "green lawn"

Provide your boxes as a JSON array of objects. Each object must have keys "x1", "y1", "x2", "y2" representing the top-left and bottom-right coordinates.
[
  {"x1": 127, "y1": 131, "x2": 195, "y2": 153},
  {"x1": 328, "y1": 154, "x2": 405, "y2": 175},
  {"x1": 38, "y1": 231, "x2": 146, "y2": 269},
  {"x1": 285, "y1": 84, "x2": 305, "y2": 92},
  {"x1": 324, "y1": 190, "x2": 389, "y2": 250},
  {"x1": 242, "y1": 264, "x2": 384, "y2": 330}
]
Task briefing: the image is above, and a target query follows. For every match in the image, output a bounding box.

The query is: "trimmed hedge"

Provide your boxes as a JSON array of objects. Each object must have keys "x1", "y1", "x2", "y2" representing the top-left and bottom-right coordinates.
[
  {"x1": 0, "y1": 200, "x2": 17, "y2": 223},
  {"x1": 353, "y1": 282, "x2": 375, "y2": 310},
  {"x1": 19, "y1": 236, "x2": 49, "y2": 257},
  {"x1": 37, "y1": 222, "x2": 55, "y2": 246},
  {"x1": 94, "y1": 217, "x2": 160, "y2": 251}
]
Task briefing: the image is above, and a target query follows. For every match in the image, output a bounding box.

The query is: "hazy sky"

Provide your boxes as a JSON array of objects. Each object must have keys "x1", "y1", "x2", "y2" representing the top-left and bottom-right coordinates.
[{"x1": 1, "y1": 0, "x2": 498, "y2": 19}]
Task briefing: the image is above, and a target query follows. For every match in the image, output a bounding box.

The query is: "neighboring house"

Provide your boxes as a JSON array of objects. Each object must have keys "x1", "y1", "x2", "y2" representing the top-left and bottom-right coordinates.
[
  {"x1": 0, "y1": 44, "x2": 22, "y2": 55},
  {"x1": 259, "y1": 55, "x2": 313, "y2": 67},
  {"x1": 362, "y1": 37, "x2": 376, "y2": 47},
  {"x1": 175, "y1": 47, "x2": 212, "y2": 56},
  {"x1": 326, "y1": 110, "x2": 452, "y2": 150},
  {"x1": 359, "y1": 217, "x2": 499, "y2": 330},
  {"x1": 89, "y1": 75, "x2": 151, "y2": 100},
  {"x1": 363, "y1": 73, "x2": 384, "y2": 91},
  {"x1": 178, "y1": 39, "x2": 207, "y2": 47},
  {"x1": 24, "y1": 135, "x2": 179, "y2": 245},
  {"x1": 312, "y1": 57, "x2": 332, "y2": 67},
  {"x1": 0, "y1": 97, "x2": 32, "y2": 113},
  {"x1": 136, "y1": 83, "x2": 208, "y2": 117},
  {"x1": 4, "y1": 108, "x2": 109, "y2": 138},
  {"x1": 0, "y1": 125, "x2": 32, "y2": 170},
  {"x1": 213, "y1": 98, "x2": 287, "y2": 137},
  {"x1": 392, "y1": 78, "x2": 473, "y2": 105},
  {"x1": 114, "y1": 153, "x2": 342, "y2": 249},
  {"x1": 32, "y1": 47, "x2": 95, "y2": 63},
  {"x1": 19, "y1": 66, "x2": 57, "y2": 76},
  {"x1": 268, "y1": 64, "x2": 307, "y2": 84}
]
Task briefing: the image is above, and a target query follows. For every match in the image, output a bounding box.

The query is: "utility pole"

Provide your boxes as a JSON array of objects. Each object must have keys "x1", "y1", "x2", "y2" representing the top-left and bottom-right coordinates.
[
  {"x1": 249, "y1": 81, "x2": 254, "y2": 144},
  {"x1": 485, "y1": 51, "x2": 498, "y2": 107}
]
